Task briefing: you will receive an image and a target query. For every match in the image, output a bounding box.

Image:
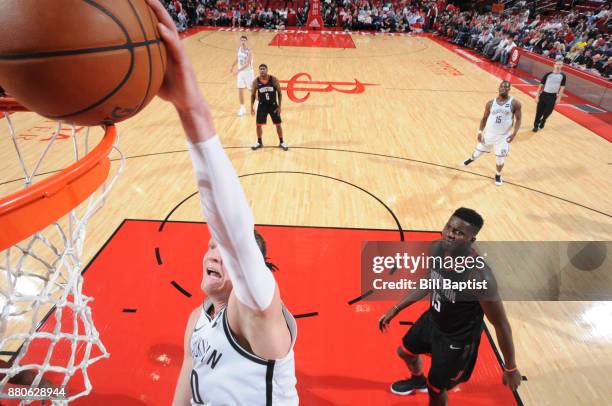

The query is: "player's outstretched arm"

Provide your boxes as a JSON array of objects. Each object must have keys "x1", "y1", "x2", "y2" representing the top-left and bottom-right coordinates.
[
  {"x1": 172, "y1": 308, "x2": 200, "y2": 406},
  {"x1": 148, "y1": 0, "x2": 276, "y2": 309},
  {"x1": 148, "y1": 0, "x2": 289, "y2": 358}
]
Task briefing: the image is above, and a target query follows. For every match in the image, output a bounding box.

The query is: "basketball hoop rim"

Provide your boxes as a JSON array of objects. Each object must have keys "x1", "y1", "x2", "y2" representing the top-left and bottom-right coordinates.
[{"x1": 0, "y1": 98, "x2": 117, "y2": 251}]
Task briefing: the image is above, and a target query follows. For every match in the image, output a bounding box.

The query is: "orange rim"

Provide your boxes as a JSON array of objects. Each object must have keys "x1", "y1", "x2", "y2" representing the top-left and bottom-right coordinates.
[{"x1": 0, "y1": 100, "x2": 117, "y2": 251}]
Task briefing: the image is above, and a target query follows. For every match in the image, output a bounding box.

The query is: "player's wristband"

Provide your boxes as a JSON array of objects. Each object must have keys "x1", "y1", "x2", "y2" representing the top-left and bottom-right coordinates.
[
  {"x1": 503, "y1": 366, "x2": 518, "y2": 372},
  {"x1": 478, "y1": 130, "x2": 483, "y2": 134}
]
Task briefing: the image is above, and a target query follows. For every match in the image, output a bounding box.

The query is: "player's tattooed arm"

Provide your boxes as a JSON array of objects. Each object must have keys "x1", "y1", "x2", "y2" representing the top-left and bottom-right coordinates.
[
  {"x1": 508, "y1": 99, "x2": 522, "y2": 142},
  {"x1": 479, "y1": 267, "x2": 522, "y2": 391},
  {"x1": 478, "y1": 101, "x2": 492, "y2": 142},
  {"x1": 250, "y1": 80, "x2": 257, "y2": 115}
]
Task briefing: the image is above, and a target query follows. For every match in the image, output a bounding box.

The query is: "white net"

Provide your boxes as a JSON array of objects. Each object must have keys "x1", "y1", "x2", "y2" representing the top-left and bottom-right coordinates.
[{"x1": 0, "y1": 106, "x2": 124, "y2": 404}]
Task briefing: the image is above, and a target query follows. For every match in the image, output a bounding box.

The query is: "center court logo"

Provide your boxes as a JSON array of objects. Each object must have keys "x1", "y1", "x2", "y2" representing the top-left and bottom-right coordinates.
[{"x1": 279, "y1": 72, "x2": 378, "y2": 103}]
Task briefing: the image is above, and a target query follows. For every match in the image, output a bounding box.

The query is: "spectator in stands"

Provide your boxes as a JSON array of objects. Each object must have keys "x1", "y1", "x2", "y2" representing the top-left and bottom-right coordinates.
[
  {"x1": 548, "y1": 41, "x2": 566, "y2": 60},
  {"x1": 341, "y1": 8, "x2": 352, "y2": 30},
  {"x1": 432, "y1": 2, "x2": 610, "y2": 78},
  {"x1": 573, "y1": 48, "x2": 594, "y2": 69},
  {"x1": 501, "y1": 36, "x2": 518, "y2": 66},
  {"x1": 177, "y1": 9, "x2": 188, "y2": 31},
  {"x1": 483, "y1": 31, "x2": 503, "y2": 59},
  {"x1": 196, "y1": 3, "x2": 205, "y2": 25},
  {"x1": 492, "y1": 33, "x2": 510, "y2": 61},
  {"x1": 232, "y1": 8, "x2": 241, "y2": 28},
  {"x1": 573, "y1": 35, "x2": 589, "y2": 50},
  {"x1": 426, "y1": 1, "x2": 439, "y2": 31},
  {"x1": 212, "y1": 8, "x2": 220, "y2": 26},
  {"x1": 601, "y1": 56, "x2": 612, "y2": 78},
  {"x1": 567, "y1": 46, "x2": 585, "y2": 63},
  {"x1": 474, "y1": 28, "x2": 493, "y2": 51},
  {"x1": 590, "y1": 53, "x2": 605, "y2": 72},
  {"x1": 296, "y1": 7, "x2": 306, "y2": 26},
  {"x1": 531, "y1": 32, "x2": 548, "y2": 53},
  {"x1": 185, "y1": 0, "x2": 198, "y2": 26}
]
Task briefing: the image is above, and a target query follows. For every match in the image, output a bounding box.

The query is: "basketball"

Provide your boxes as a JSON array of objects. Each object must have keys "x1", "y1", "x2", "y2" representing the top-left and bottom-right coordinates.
[{"x1": 0, "y1": 0, "x2": 167, "y2": 126}]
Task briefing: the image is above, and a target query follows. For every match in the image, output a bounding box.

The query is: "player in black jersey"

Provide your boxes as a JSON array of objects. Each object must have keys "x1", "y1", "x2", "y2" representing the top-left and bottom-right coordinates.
[
  {"x1": 378, "y1": 208, "x2": 522, "y2": 405},
  {"x1": 250, "y1": 64, "x2": 288, "y2": 151}
]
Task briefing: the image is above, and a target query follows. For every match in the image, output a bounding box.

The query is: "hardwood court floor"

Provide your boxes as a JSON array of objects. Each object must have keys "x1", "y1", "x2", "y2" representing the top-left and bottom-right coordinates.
[{"x1": 1, "y1": 31, "x2": 611, "y2": 405}]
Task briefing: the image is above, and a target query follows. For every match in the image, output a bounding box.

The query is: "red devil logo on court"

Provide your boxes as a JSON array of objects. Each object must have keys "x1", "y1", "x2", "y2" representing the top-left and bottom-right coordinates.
[{"x1": 279, "y1": 73, "x2": 378, "y2": 103}]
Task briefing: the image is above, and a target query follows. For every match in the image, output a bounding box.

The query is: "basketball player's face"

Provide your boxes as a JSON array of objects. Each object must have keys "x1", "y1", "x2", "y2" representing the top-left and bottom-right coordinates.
[
  {"x1": 553, "y1": 61, "x2": 563, "y2": 73},
  {"x1": 499, "y1": 82, "x2": 511, "y2": 97},
  {"x1": 441, "y1": 216, "x2": 476, "y2": 254},
  {"x1": 202, "y1": 239, "x2": 232, "y2": 297},
  {"x1": 259, "y1": 66, "x2": 268, "y2": 79},
  {"x1": 240, "y1": 38, "x2": 247, "y2": 47}
]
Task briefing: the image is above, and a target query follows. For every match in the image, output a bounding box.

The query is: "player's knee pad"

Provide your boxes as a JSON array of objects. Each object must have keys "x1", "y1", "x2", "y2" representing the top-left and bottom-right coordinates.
[{"x1": 496, "y1": 155, "x2": 505, "y2": 166}]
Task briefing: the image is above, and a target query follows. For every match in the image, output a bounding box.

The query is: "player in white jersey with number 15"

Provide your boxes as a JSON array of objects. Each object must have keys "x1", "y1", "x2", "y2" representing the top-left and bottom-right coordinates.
[
  {"x1": 463, "y1": 80, "x2": 522, "y2": 186},
  {"x1": 231, "y1": 35, "x2": 255, "y2": 116},
  {"x1": 145, "y1": 1, "x2": 298, "y2": 405}
]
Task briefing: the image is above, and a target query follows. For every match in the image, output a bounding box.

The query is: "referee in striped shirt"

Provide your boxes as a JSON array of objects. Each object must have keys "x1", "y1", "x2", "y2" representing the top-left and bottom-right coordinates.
[{"x1": 533, "y1": 57, "x2": 566, "y2": 132}]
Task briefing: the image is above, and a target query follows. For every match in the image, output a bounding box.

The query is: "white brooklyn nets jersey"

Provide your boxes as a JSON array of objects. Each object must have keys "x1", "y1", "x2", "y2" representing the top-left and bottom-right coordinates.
[
  {"x1": 237, "y1": 47, "x2": 252, "y2": 70},
  {"x1": 485, "y1": 96, "x2": 514, "y2": 140},
  {"x1": 190, "y1": 300, "x2": 298, "y2": 406}
]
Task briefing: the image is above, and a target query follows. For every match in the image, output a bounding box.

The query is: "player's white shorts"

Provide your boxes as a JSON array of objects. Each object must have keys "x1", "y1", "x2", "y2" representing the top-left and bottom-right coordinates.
[
  {"x1": 237, "y1": 69, "x2": 255, "y2": 89},
  {"x1": 476, "y1": 132, "x2": 510, "y2": 157}
]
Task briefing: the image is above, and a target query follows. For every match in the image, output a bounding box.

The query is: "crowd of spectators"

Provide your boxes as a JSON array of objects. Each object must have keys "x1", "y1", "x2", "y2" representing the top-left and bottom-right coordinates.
[
  {"x1": 162, "y1": 0, "x2": 611, "y2": 78},
  {"x1": 437, "y1": 4, "x2": 611, "y2": 78},
  {"x1": 161, "y1": 0, "x2": 291, "y2": 31},
  {"x1": 161, "y1": 0, "x2": 444, "y2": 33},
  {"x1": 320, "y1": 0, "x2": 438, "y2": 32}
]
